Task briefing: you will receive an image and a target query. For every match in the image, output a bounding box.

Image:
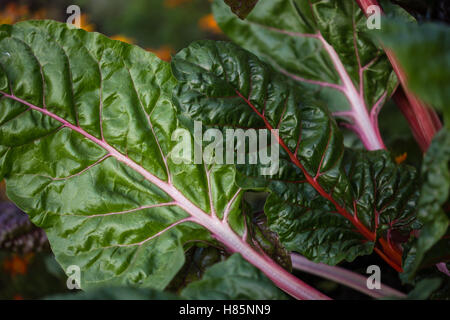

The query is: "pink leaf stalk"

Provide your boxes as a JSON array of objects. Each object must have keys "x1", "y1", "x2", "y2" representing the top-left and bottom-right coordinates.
[
  {"x1": 291, "y1": 253, "x2": 406, "y2": 299},
  {"x1": 319, "y1": 34, "x2": 386, "y2": 151},
  {"x1": 255, "y1": 22, "x2": 386, "y2": 151},
  {"x1": 233, "y1": 88, "x2": 403, "y2": 272},
  {"x1": 355, "y1": 0, "x2": 442, "y2": 151},
  {"x1": 356, "y1": 0, "x2": 447, "y2": 275},
  {"x1": 437, "y1": 262, "x2": 450, "y2": 277}
]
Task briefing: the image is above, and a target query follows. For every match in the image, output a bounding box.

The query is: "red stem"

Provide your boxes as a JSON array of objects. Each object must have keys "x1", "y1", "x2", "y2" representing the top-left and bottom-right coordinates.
[
  {"x1": 393, "y1": 88, "x2": 429, "y2": 151},
  {"x1": 355, "y1": 0, "x2": 442, "y2": 151},
  {"x1": 235, "y1": 89, "x2": 403, "y2": 272}
]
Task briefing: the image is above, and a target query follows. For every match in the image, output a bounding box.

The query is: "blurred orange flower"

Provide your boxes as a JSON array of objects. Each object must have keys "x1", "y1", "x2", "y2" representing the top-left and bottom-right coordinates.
[
  {"x1": 0, "y1": 3, "x2": 47, "y2": 25},
  {"x1": 3, "y1": 253, "x2": 34, "y2": 277},
  {"x1": 163, "y1": 0, "x2": 193, "y2": 8},
  {"x1": 78, "y1": 13, "x2": 95, "y2": 32},
  {"x1": 32, "y1": 9, "x2": 47, "y2": 20},
  {"x1": 110, "y1": 34, "x2": 135, "y2": 44},
  {"x1": 147, "y1": 45, "x2": 174, "y2": 62},
  {"x1": 395, "y1": 152, "x2": 407, "y2": 164},
  {"x1": 198, "y1": 14, "x2": 221, "y2": 34},
  {"x1": 0, "y1": 180, "x2": 6, "y2": 201}
]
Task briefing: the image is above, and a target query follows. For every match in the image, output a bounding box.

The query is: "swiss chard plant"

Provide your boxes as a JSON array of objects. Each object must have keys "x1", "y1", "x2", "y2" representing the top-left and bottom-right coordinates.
[{"x1": 0, "y1": 0, "x2": 448, "y2": 300}]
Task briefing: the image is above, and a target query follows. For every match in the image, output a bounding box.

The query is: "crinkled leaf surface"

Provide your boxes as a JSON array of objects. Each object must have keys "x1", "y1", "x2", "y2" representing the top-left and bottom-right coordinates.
[
  {"x1": 172, "y1": 40, "x2": 419, "y2": 268},
  {"x1": 263, "y1": 149, "x2": 419, "y2": 265},
  {"x1": 213, "y1": 0, "x2": 398, "y2": 112},
  {"x1": 0, "y1": 20, "x2": 248, "y2": 290},
  {"x1": 402, "y1": 129, "x2": 450, "y2": 281},
  {"x1": 181, "y1": 253, "x2": 288, "y2": 299},
  {"x1": 0, "y1": 20, "x2": 332, "y2": 302},
  {"x1": 213, "y1": 0, "x2": 398, "y2": 149}
]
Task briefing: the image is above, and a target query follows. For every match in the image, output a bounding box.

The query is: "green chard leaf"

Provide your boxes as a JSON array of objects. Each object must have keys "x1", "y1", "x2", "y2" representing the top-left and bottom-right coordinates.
[
  {"x1": 374, "y1": 19, "x2": 450, "y2": 126},
  {"x1": 213, "y1": 0, "x2": 399, "y2": 150},
  {"x1": 406, "y1": 278, "x2": 442, "y2": 300},
  {"x1": 0, "y1": 20, "x2": 327, "y2": 300},
  {"x1": 402, "y1": 128, "x2": 450, "y2": 281},
  {"x1": 171, "y1": 40, "x2": 419, "y2": 270},
  {"x1": 383, "y1": 278, "x2": 442, "y2": 300},
  {"x1": 48, "y1": 254, "x2": 287, "y2": 300},
  {"x1": 181, "y1": 253, "x2": 288, "y2": 300}
]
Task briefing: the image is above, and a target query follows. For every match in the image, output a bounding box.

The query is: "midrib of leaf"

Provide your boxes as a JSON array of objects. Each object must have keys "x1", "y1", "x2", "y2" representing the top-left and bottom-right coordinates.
[
  {"x1": 0, "y1": 89, "x2": 329, "y2": 300},
  {"x1": 233, "y1": 87, "x2": 403, "y2": 272},
  {"x1": 238, "y1": 0, "x2": 386, "y2": 150},
  {"x1": 318, "y1": 34, "x2": 385, "y2": 151}
]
